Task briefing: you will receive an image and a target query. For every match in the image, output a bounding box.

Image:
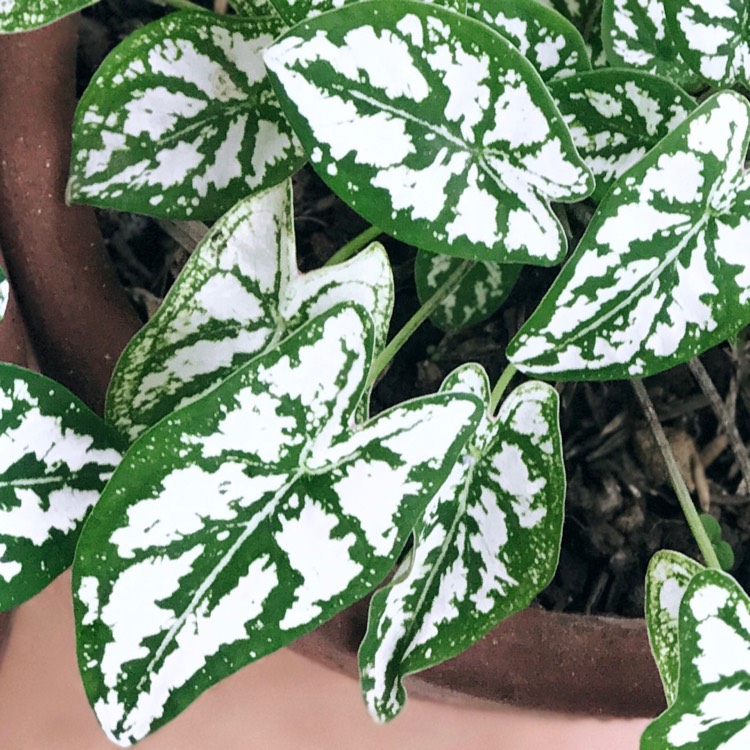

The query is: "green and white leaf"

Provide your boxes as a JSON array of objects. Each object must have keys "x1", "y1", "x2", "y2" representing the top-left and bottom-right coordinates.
[
  {"x1": 264, "y1": 0, "x2": 593, "y2": 265},
  {"x1": 602, "y1": 0, "x2": 698, "y2": 89},
  {"x1": 74, "y1": 305, "x2": 482, "y2": 746},
  {"x1": 645, "y1": 550, "x2": 703, "y2": 706},
  {"x1": 230, "y1": 0, "x2": 280, "y2": 18},
  {"x1": 0, "y1": 267, "x2": 7, "y2": 322},
  {"x1": 548, "y1": 69, "x2": 695, "y2": 201},
  {"x1": 267, "y1": 0, "x2": 466, "y2": 27},
  {"x1": 641, "y1": 569, "x2": 750, "y2": 750},
  {"x1": 414, "y1": 251, "x2": 520, "y2": 331},
  {"x1": 536, "y1": 0, "x2": 607, "y2": 67},
  {"x1": 0, "y1": 0, "x2": 96, "y2": 32},
  {"x1": 507, "y1": 91, "x2": 750, "y2": 381},
  {"x1": 359, "y1": 363, "x2": 564, "y2": 722},
  {"x1": 468, "y1": 0, "x2": 590, "y2": 82},
  {"x1": 665, "y1": 0, "x2": 750, "y2": 87},
  {"x1": 0, "y1": 365, "x2": 124, "y2": 611},
  {"x1": 106, "y1": 181, "x2": 393, "y2": 443},
  {"x1": 68, "y1": 11, "x2": 304, "y2": 220}
]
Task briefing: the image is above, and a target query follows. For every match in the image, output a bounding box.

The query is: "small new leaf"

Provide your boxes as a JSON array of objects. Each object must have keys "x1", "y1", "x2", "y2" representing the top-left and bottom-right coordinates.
[
  {"x1": 549, "y1": 69, "x2": 695, "y2": 201},
  {"x1": 74, "y1": 305, "x2": 482, "y2": 746},
  {"x1": 264, "y1": 0, "x2": 593, "y2": 265},
  {"x1": 602, "y1": 0, "x2": 698, "y2": 89},
  {"x1": 645, "y1": 550, "x2": 703, "y2": 706},
  {"x1": 0, "y1": 365, "x2": 124, "y2": 611},
  {"x1": 68, "y1": 11, "x2": 304, "y2": 220},
  {"x1": 641, "y1": 569, "x2": 750, "y2": 749},
  {"x1": 106, "y1": 181, "x2": 393, "y2": 442},
  {"x1": 0, "y1": 0, "x2": 96, "y2": 32},
  {"x1": 359, "y1": 363, "x2": 564, "y2": 722},
  {"x1": 508, "y1": 91, "x2": 750, "y2": 380},
  {"x1": 414, "y1": 251, "x2": 520, "y2": 332}
]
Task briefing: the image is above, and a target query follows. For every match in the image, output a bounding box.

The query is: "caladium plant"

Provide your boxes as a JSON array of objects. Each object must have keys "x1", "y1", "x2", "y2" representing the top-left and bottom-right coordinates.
[{"x1": 2, "y1": 0, "x2": 750, "y2": 747}]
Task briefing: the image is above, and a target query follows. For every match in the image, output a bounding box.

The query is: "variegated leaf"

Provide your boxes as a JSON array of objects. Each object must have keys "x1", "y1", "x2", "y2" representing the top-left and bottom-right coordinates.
[
  {"x1": 602, "y1": 0, "x2": 698, "y2": 89},
  {"x1": 536, "y1": 0, "x2": 607, "y2": 67},
  {"x1": 74, "y1": 305, "x2": 482, "y2": 746},
  {"x1": 414, "y1": 251, "x2": 520, "y2": 331},
  {"x1": 645, "y1": 550, "x2": 704, "y2": 706},
  {"x1": 68, "y1": 11, "x2": 305, "y2": 220},
  {"x1": 0, "y1": 0, "x2": 96, "y2": 32},
  {"x1": 468, "y1": 0, "x2": 591, "y2": 81},
  {"x1": 507, "y1": 91, "x2": 750, "y2": 381},
  {"x1": 641, "y1": 569, "x2": 750, "y2": 750},
  {"x1": 548, "y1": 69, "x2": 695, "y2": 201},
  {"x1": 665, "y1": 0, "x2": 750, "y2": 87},
  {"x1": 359, "y1": 363, "x2": 564, "y2": 722},
  {"x1": 106, "y1": 181, "x2": 393, "y2": 443},
  {"x1": 264, "y1": 1, "x2": 593, "y2": 265},
  {"x1": 230, "y1": 0, "x2": 280, "y2": 18},
  {"x1": 268, "y1": 0, "x2": 466, "y2": 27},
  {"x1": 0, "y1": 267, "x2": 7, "y2": 322},
  {"x1": 0, "y1": 365, "x2": 124, "y2": 611}
]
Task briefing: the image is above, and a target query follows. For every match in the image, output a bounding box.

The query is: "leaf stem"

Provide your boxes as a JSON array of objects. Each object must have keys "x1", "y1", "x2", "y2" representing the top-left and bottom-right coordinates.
[
  {"x1": 631, "y1": 379, "x2": 721, "y2": 570},
  {"x1": 148, "y1": 0, "x2": 209, "y2": 12},
  {"x1": 366, "y1": 259, "x2": 474, "y2": 391},
  {"x1": 688, "y1": 356, "x2": 750, "y2": 494},
  {"x1": 325, "y1": 226, "x2": 383, "y2": 266},
  {"x1": 489, "y1": 363, "x2": 518, "y2": 414}
]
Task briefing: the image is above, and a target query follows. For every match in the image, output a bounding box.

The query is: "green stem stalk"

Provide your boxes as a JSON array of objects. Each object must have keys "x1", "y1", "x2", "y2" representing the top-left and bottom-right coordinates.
[
  {"x1": 489, "y1": 363, "x2": 517, "y2": 414},
  {"x1": 325, "y1": 226, "x2": 383, "y2": 266},
  {"x1": 631, "y1": 378, "x2": 721, "y2": 570},
  {"x1": 366, "y1": 259, "x2": 474, "y2": 391}
]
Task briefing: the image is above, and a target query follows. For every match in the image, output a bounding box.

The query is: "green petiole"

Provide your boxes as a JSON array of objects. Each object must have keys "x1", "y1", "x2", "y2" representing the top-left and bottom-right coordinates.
[
  {"x1": 366, "y1": 259, "x2": 474, "y2": 391},
  {"x1": 631, "y1": 378, "x2": 721, "y2": 570},
  {"x1": 325, "y1": 225, "x2": 383, "y2": 267}
]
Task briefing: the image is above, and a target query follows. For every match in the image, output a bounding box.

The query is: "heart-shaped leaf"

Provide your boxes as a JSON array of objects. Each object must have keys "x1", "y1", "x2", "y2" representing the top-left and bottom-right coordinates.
[
  {"x1": 106, "y1": 181, "x2": 393, "y2": 443},
  {"x1": 548, "y1": 69, "x2": 695, "y2": 201},
  {"x1": 0, "y1": 365, "x2": 124, "y2": 611},
  {"x1": 468, "y1": 0, "x2": 590, "y2": 82},
  {"x1": 665, "y1": 0, "x2": 750, "y2": 87},
  {"x1": 645, "y1": 550, "x2": 704, "y2": 706},
  {"x1": 67, "y1": 11, "x2": 304, "y2": 220},
  {"x1": 0, "y1": 267, "x2": 7, "y2": 322},
  {"x1": 264, "y1": 0, "x2": 593, "y2": 265},
  {"x1": 0, "y1": 0, "x2": 96, "y2": 32},
  {"x1": 508, "y1": 91, "x2": 750, "y2": 381},
  {"x1": 601, "y1": 0, "x2": 699, "y2": 89},
  {"x1": 74, "y1": 304, "x2": 482, "y2": 746},
  {"x1": 641, "y1": 569, "x2": 750, "y2": 749},
  {"x1": 359, "y1": 363, "x2": 564, "y2": 722},
  {"x1": 414, "y1": 251, "x2": 520, "y2": 331}
]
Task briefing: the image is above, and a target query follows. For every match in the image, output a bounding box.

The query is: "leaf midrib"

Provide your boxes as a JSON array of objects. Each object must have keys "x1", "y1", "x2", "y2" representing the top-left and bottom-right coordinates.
[{"x1": 548, "y1": 212, "x2": 709, "y2": 352}]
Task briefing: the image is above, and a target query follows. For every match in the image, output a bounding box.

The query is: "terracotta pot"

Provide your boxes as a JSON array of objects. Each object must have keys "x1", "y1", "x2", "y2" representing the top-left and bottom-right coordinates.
[{"x1": 0, "y1": 14, "x2": 665, "y2": 721}]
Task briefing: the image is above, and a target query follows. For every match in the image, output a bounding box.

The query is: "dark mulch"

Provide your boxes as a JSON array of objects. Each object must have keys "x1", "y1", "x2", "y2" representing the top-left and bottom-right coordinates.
[{"x1": 80, "y1": 1, "x2": 750, "y2": 620}]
